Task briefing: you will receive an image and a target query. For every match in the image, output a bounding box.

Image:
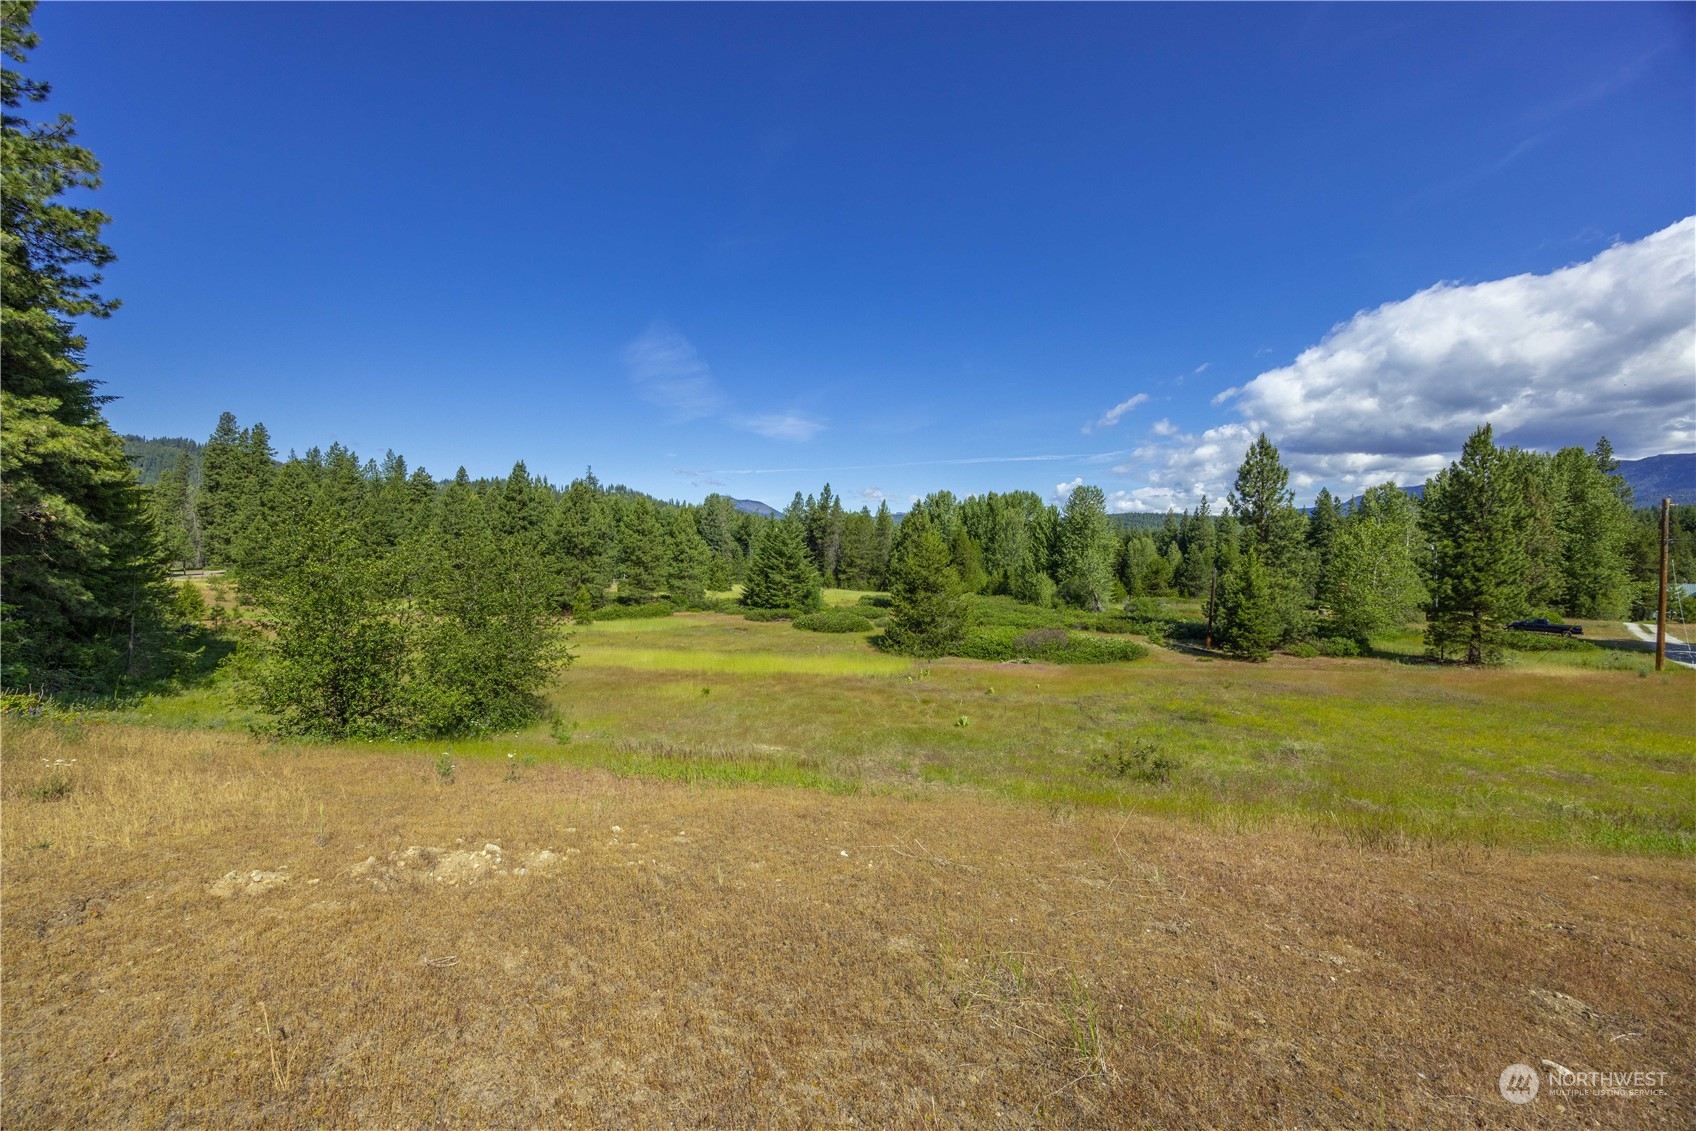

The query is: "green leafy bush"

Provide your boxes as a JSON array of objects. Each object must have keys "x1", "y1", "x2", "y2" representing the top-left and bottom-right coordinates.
[
  {"x1": 1316, "y1": 637, "x2": 1362, "y2": 657},
  {"x1": 1285, "y1": 642, "x2": 1320, "y2": 659},
  {"x1": 952, "y1": 626, "x2": 1148, "y2": 664},
  {"x1": 969, "y1": 596, "x2": 1068, "y2": 631},
  {"x1": 793, "y1": 610, "x2": 874, "y2": 633},
  {"x1": 741, "y1": 607, "x2": 797, "y2": 622},
  {"x1": 1501, "y1": 630, "x2": 1599, "y2": 653},
  {"x1": 855, "y1": 594, "x2": 893, "y2": 609}
]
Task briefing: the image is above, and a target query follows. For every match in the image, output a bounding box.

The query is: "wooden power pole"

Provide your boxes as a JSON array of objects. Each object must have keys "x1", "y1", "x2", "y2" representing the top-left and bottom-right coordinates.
[{"x1": 1656, "y1": 497, "x2": 1670, "y2": 673}]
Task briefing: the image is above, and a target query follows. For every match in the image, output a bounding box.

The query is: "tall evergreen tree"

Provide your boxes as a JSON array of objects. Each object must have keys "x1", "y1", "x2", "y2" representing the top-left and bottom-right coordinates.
[
  {"x1": 149, "y1": 448, "x2": 200, "y2": 569},
  {"x1": 872, "y1": 500, "x2": 896, "y2": 588},
  {"x1": 1325, "y1": 483, "x2": 1426, "y2": 649},
  {"x1": 196, "y1": 412, "x2": 244, "y2": 566},
  {"x1": 1176, "y1": 495, "x2": 1216, "y2": 597},
  {"x1": 696, "y1": 493, "x2": 740, "y2": 589},
  {"x1": 883, "y1": 509, "x2": 970, "y2": 657},
  {"x1": 548, "y1": 470, "x2": 612, "y2": 604},
  {"x1": 835, "y1": 507, "x2": 879, "y2": 590},
  {"x1": 1054, "y1": 484, "x2": 1118, "y2": 611},
  {"x1": 616, "y1": 495, "x2": 669, "y2": 600},
  {"x1": 741, "y1": 512, "x2": 823, "y2": 611},
  {"x1": 665, "y1": 506, "x2": 715, "y2": 604},
  {"x1": 1214, "y1": 546, "x2": 1278, "y2": 660},
  {"x1": 1551, "y1": 445, "x2": 1634, "y2": 618},
  {"x1": 949, "y1": 523, "x2": 988, "y2": 594},
  {"x1": 1226, "y1": 433, "x2": 1311, "y2": 640},
  {"x1": 1420, "y1": 424, "x2": 1531, "y2": 663},
  {"x1": 1, "y1": 1, "x2": 174, "y2": 691},
  {"x1": 1307, "y1": 486, "x2": 1343, "y2": 598}
]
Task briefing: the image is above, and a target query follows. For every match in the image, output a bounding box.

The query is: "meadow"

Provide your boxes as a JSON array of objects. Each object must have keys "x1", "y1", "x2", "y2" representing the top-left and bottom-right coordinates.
[
  {"x1": 5, "y1": 594, "x2": 1694, "y2": 1127},
  {"x1": 121, "y1": 597, "x2": 1696, "y2": 856}
]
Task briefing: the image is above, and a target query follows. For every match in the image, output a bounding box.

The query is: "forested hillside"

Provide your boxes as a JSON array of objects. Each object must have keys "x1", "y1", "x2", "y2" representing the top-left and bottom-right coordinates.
[{"x1": 121, "y1": 434, "x2": 200, "y2": 486}]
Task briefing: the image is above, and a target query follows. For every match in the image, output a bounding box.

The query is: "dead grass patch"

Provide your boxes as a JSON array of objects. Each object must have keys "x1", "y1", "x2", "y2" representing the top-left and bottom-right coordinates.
[{"x1": 3, "y1": 723, "x2": 1692, "y2": 1128}]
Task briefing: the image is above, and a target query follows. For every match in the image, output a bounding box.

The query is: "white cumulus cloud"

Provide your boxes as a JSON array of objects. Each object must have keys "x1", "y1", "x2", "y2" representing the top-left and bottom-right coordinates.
[
  {"x1": 1115, "y1": 217, "x2": 1695, "y2": 510},
  {"x1": 1237, "y1": 217, "x2": 1695, "y2": 467}
]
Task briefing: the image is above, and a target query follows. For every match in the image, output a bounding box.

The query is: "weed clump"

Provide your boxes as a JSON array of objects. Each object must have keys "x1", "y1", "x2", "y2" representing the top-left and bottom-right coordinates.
[
  {"x1": 1086, "y1": 741, "x2": 1180, "y2": 784},
  {"x1": 29, "y1": 773, "x2": 75, "y2": 802}
]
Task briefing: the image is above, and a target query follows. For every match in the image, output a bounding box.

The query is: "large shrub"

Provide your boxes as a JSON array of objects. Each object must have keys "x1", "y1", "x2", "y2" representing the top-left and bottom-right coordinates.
[
  {"x1": 793, "y1": 609, "x2": 873, "y2": 633},
  {"x1": 951, "y1": 626, "x2": 1147, "y2": 664}
]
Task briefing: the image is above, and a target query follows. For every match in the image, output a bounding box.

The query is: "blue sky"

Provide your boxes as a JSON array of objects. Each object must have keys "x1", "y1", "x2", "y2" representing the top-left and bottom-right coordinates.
[{"x1": 31, "y1": 2, "x2": 1696, "y2": 510}]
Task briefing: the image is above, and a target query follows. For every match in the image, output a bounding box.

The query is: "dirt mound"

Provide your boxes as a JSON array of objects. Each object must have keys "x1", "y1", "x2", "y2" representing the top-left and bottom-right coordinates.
[{"x1": 346, "y1": 844, "x2": 563, "y2": 890}]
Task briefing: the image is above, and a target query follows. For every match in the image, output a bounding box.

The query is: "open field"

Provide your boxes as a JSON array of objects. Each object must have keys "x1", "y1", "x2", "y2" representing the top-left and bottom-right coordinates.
[
  {"x1": 113, "y1": 609, "x2": 1695, "y2": 854},
  {"x1": 13, "y1": 599, "x2": 1692, "y2": 1126},
  {"x1": 4, "y1": 723, "x2": 1693, "y2": 1129}
]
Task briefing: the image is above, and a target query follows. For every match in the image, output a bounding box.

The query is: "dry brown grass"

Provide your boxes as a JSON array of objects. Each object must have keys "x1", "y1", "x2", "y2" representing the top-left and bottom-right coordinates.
[{"x1": 4, "y1": 723, "x2": 1692, "y2": 1128}]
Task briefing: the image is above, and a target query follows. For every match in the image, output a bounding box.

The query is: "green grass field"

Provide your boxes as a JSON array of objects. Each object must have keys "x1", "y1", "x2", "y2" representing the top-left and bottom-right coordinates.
[{"x1": 104, "y1": 596, "x2": 1694, "y2": 855}]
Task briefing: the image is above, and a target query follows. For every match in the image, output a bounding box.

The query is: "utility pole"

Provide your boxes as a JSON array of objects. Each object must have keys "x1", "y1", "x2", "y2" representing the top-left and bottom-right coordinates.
[{"x1": 1656, "y1": 497, "x2": 1670, "y2": 673}]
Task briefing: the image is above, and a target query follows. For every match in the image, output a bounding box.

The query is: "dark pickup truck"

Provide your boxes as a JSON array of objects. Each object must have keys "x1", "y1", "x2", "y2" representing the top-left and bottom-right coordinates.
[{"x1": 1508, "y1": 618, "x2": 1583, "y2": 636}]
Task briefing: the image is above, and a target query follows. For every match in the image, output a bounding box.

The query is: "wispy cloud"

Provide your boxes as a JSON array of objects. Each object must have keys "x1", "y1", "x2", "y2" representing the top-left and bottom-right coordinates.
[
  {"x1": 1084, "y1": 392, "x2": 1149, "y2": 434},
  {"x1": 739, "y1": 412, "x2": 825, "y2": 442},
  {"x1": 621, "y1": 323, "x2": 727, "y2": 421},
  {"x1": 622, "y1": 323, "x2": 827, "y2": 442}
]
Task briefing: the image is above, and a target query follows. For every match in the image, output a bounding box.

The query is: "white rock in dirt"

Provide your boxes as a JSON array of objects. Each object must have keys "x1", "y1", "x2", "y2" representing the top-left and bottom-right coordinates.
[
  {"x1": 210, "y1": 869, "x2": 289, "y2": 898},
  {"x1": 483, "y1": 843, "x2": 503, "y2": 856}
]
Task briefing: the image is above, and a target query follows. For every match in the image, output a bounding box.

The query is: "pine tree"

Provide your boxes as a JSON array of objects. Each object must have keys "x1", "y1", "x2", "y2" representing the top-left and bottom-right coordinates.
[
  {"x1": 1226, "y1": 433, "x2": 1311, "y2": 640},
  {"x1": 196, "y1": 412, "x2": 244, "y2": 565},
  {"x1": 548, "y1": 470, "x2": 612, "y2": 603},
  {"x1": 615, "y1": 496, "x2": 669, "y2": 600},
  {"x1": 1420, "y1": 424, "x2": 1531, "y2": 663},
  {"x1": 1591, "y1": 435, "x2": 1620, "y2": 477},
  {"x1": 1054, "y1": 484, "x2": 1118, "y2": 611},
  {"x1": 696, "y1": 493, "x2": 740, "y2": 588},
  {"x1": 1176, "y1": 496, "x2": 1216, "y2": 597},
  {"x1": 665, "y1": 506, "x2": 715, "y2": 604},
  {"x1": 1, "y1": 1, "x2": 174, "y2": 691},
  {"x1": 835, "y1": 507, "x2": 878, "y2": 590},
  {"x1": 1552, "y1": 445, "x2": 1634, "y2": 618},
  {"x1": 1214, "y1": 546, "x2": 1278, "y2": 660},
  {"x1": 1307, "y1": 486, "x2": 1343, "y2": 598},
  {"x1": 872, "y1": 500, "x2": 896, "y2": 588},
  {"x1": 949, "y1": 523, "x2": 988, "y2": 594},
  {"x1": 149, "y1": 448, "x2": 200, "y2": 569},
  {"x1": 1325, "y1": 483, "x2": 1425, "y2": 649},
  {"x1": 741, "y1": 513, "x2": 823, "y2": 611},
  {"x1": 883, "y1": 509, "x2": 970, "y2": 657}
]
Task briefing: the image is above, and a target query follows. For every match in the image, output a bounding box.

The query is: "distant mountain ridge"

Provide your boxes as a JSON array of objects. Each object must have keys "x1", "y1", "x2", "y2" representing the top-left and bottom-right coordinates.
[
  {"x1": 1617, "y1": 453, "x2": 1695, "y2": 506},
  {"x1": 119, "y1": 437, "x2": 1692, "y2": 510},
  {"x1": 122, "y1": 435, "x2": 201, "y2": 487},
  {"x1": 732, "y1": 498, "x2": 779, "y2": 518}
]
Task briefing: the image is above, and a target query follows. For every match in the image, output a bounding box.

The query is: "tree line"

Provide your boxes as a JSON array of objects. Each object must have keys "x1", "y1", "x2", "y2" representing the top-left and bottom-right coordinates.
[
  {"x1": 4, "y1": 1, "x2": 1688, "y2": 721},
  {"x1": 1124, "y1": 427, "x2": 1670, "y2": 663}
]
